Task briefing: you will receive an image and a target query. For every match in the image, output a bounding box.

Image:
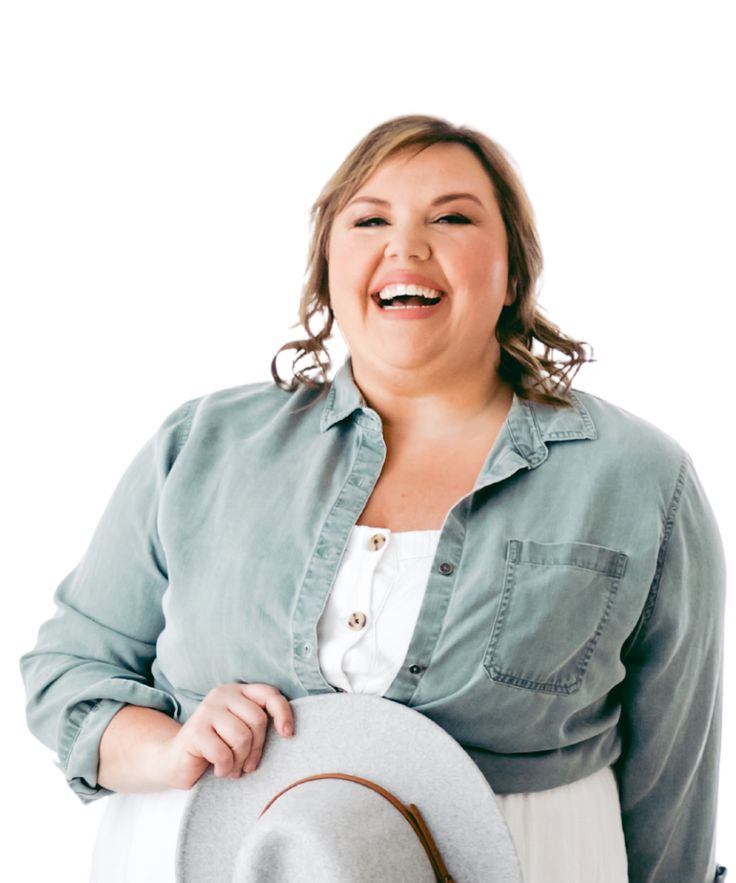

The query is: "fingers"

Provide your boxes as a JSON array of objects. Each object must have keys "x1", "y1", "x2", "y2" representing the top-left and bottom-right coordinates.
[
  {"x1": 213, "y1": 705, "x2": 263, "y2": 776},
  {"x1": 238, "y1": 683, "x2": 295, "y2": 739},
  {"x1": 233, "y1": 684, "x2": 295, "y2": 774},
  {"x1": 190, "y1": 684, "x2": 295, "y2": 779},
  {"x1": 190, "y1": 717, "x2": 251, "y2": 778}
]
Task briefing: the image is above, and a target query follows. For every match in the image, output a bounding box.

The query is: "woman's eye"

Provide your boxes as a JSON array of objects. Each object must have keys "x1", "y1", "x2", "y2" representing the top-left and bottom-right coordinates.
[
  {"x1": 353, "y1": 214, "x2": 470, "y2": 228},
  {"x1": 435, "y1": 213, "x2": 470, "y2": 224},
  {"x1": 354, "y1": 217, "x2": 387, "y2": 227}
]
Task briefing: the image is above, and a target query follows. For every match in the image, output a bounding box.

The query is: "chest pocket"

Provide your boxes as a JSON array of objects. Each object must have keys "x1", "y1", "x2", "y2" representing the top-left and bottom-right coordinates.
[{"x1": 483, "y1": 539, "x2": 628, "y2": 695}]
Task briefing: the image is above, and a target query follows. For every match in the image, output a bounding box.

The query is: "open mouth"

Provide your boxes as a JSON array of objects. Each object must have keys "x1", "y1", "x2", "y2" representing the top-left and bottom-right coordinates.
[{"x1": 370, "y1": 292, "x2": 445, "y2": 310}]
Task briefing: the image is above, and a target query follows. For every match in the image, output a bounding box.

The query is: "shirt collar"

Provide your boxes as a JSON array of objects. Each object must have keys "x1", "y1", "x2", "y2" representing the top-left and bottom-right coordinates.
[
  {"x1": 319, "y1": 355, "x2": 370, "y2": 432},
  {"x1": 319, "y1": 355, "x2": 597, "y2": 469}
]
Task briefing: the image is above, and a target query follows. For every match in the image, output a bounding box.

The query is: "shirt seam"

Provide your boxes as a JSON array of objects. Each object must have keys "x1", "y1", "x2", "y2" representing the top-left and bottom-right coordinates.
[
  {"x1": 623, "y1": 448, "x2": 690, "y2": 656},
  {"x1": 174, "y1": 396, "x2": 202, "y2": 457}
]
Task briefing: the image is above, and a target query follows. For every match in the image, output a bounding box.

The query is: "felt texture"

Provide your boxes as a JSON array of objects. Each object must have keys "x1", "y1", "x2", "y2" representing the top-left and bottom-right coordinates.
[{"x1": 176, "y1": 693, "x2": 522, "y2": 882}]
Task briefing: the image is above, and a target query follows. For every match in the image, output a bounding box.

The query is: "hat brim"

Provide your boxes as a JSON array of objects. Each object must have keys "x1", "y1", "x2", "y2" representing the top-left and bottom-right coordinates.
[{"x1": 176, "y1": 693, "x2": 522, "y2": 882}]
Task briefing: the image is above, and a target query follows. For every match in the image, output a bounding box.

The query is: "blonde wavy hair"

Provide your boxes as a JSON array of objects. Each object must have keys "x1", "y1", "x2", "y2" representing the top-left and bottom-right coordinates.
[{"x1": 271, "y1": 114, "x2": 594, "y2": 408}]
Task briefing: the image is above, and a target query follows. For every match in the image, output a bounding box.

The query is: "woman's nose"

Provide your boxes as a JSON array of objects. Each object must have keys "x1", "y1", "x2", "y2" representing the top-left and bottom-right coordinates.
[{"x1": 384, "y1": 226, "x2": 431, "y2": 261}]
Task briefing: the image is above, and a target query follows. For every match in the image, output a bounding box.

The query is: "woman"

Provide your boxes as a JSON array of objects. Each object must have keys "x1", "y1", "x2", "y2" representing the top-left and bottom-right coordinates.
[{"x1": 20, "y1": 115, "x2": 727, "y2": 882}]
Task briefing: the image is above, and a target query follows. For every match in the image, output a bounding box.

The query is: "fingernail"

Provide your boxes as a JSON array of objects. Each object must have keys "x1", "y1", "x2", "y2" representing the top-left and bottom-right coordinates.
[{"x1": 283, "y1": 723, "x2": 293, "y2": 737}]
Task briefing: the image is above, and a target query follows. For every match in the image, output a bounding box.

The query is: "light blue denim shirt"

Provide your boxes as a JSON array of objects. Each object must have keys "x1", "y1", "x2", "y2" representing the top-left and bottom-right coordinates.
[{"x1": 20, "y1": 356, "x2": 727, "y2": 883}]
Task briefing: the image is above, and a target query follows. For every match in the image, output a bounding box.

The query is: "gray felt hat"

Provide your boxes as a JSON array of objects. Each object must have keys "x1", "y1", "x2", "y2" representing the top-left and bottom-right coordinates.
[{"x1": 175, "y1": 693, "x2": 522, "y2": 883}]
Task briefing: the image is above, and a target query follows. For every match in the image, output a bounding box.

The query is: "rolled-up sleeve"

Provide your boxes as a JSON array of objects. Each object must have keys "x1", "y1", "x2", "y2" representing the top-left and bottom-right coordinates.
[
  {"x1": 615, "y1": 450, "x2": 727, "y2": 882},
  {"x1": 19, "y1": 396, "x2": 200, "y2": 804}
]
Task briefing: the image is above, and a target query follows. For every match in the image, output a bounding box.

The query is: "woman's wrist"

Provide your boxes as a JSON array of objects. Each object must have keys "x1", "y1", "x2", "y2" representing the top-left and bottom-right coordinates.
[{"x1": 97, "y1": 704, "x2": 182, "y2": 793}]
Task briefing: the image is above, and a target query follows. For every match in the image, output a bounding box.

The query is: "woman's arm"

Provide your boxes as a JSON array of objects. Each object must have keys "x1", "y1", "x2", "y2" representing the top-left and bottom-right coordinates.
[
  {"x1": 614, "y1": 450, "x2": 727, "y2": 883},
  {"x1": 19, "y1": 396, "x2": 200, "y2": 803}
]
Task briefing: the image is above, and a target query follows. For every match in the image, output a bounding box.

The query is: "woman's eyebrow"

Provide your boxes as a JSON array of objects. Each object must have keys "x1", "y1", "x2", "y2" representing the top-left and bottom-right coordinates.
[{"x1": 346, "y1": 191, "x2": 484, "y2": 210}]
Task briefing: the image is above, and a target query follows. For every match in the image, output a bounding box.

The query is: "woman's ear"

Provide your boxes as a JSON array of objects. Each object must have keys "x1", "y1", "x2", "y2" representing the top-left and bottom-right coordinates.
[{"x1": 504, "y1": 276, "x2": 518, "y2": 307}]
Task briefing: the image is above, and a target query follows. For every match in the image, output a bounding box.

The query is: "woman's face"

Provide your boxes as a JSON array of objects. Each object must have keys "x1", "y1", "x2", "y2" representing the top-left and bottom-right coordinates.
[{"x1": 327, "y1": 141, "x2": 514, "y2": 384}]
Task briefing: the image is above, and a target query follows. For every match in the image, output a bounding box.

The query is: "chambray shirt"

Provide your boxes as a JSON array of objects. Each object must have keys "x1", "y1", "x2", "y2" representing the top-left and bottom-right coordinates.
[{"x1": 20, "y1": 356, "x2": 727, "y2": 883}]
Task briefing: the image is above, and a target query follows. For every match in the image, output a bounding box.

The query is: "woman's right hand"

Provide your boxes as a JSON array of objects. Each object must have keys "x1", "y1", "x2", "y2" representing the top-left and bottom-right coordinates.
[{"x1": 155, "y1": 683, "x2": 295, "y2": 790}]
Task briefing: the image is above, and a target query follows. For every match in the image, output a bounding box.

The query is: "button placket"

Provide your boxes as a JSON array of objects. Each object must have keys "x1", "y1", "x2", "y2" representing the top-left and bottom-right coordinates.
[
  {"x1": 293, "y1": 409, "x2": 390, "y2": 696},
  {"x1": 345, "y1": 530, "x2": 389, "y2": 637}
]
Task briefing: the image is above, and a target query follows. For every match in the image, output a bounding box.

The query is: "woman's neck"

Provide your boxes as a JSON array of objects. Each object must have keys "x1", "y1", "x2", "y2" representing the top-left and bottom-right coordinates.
[{"x1": 351, "y1": 358, "x2": 514, "y2": 441}]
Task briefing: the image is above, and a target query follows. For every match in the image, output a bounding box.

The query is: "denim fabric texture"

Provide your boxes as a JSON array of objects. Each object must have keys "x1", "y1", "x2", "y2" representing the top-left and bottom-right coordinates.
[{"x1": 20, "y1": 355, "x2": 727, "y2": 883}]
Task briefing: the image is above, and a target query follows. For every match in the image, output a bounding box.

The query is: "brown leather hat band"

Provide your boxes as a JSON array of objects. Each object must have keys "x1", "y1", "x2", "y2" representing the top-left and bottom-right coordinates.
[{"x1": 260, "y1": 772, "x2": 455, "y2": 883}]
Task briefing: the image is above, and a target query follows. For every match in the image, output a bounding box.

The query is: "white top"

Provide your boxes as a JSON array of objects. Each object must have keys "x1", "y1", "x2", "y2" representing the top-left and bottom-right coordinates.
[
  {"x1": 316, "y1": 525, "x2": 442, "y2": 695},
  {"x1": 90, "y1": 525, "x2": 628, "y2": 882}
]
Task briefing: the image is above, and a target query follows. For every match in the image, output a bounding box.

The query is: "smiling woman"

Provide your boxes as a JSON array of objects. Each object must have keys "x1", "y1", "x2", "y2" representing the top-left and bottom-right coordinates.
[
  {"x1": 271, "y1": 116, "x2": 592, "y2": 413},
  {"x1": 20, "y1": 114, "x2": 727, "y2": 883}
]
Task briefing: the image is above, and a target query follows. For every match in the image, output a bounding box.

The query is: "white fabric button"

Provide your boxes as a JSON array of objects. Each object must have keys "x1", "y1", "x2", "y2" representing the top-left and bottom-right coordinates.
[
  {"x1": 348, "y1": 611, "x2": 367, "y2": 630},
  {"x1": 369, "y1": 533, "x2": 386, "y2": 550}
]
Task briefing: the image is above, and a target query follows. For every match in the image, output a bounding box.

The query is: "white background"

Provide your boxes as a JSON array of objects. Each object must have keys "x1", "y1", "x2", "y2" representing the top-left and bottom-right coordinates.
[{"x1": 2, "y1": 1, "x2": 733, "y2": 879}]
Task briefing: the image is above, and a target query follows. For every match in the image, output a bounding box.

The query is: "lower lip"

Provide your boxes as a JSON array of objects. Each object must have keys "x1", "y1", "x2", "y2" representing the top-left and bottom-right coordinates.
[{"x1": 371, "y1": 295, "x2": 447, "y2": 320}]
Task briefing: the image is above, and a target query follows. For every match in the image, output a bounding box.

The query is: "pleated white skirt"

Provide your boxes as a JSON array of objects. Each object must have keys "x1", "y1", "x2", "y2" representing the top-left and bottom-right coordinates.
[
  {"x1": 494, "y1": 765, "x2": 629, "y2": 883},
  {"x1": 89, "y1": 764, "x2": 628, "y2": 882}
]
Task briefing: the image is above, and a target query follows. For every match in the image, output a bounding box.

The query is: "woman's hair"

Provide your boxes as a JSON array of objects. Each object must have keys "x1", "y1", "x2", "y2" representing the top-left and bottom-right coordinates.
[{"x1": 271, "y1": 114, "x2": 594, "y2": 408}]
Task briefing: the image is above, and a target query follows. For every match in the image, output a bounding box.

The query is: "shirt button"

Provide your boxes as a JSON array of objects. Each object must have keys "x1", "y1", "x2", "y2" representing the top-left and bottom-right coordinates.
[
  {"x1": 348, "y1": 611, "x2": 367, "y2": 630},
  {"x1": 369, "y1": 533, "x2": 386, "y2": 550},
  {"x1": 409, "y1": 664, "x2": 423, "y2": 674},
  {"x1": 439, "y1": 561, "x2": 454, "y2": 575}
]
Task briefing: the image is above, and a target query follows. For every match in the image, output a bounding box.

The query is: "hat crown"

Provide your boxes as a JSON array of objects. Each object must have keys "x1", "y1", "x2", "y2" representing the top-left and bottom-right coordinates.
[{"x1": 232, "y1": 778, "x2": 437, "y2": 882}]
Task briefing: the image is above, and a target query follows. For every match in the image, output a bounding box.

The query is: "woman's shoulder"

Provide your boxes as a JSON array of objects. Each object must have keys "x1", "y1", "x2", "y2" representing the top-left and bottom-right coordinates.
[
  {"x1": 157, "y1": 376, "x2": 327, "y2": 446},
  {"x1": 565, "y1": 385, "x2": 688, "y2": 476}
]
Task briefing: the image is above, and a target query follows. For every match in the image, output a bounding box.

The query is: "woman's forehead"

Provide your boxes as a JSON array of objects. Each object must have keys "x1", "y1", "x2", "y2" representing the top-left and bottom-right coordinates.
[{"x1": 346, "y1": 143, "x2": 498, "y2": 211}]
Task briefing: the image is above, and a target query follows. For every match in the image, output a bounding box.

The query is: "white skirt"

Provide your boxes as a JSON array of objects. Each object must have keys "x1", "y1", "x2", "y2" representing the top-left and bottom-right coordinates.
[{"x1": 89, "y1": 764, "x2": 628, "y2": 882}]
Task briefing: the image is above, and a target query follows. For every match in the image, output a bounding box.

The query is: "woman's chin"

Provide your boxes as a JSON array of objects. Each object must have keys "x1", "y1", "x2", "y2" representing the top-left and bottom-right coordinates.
[{"x1": 358, "y1": 348, "x2": 448, "y2": 379}]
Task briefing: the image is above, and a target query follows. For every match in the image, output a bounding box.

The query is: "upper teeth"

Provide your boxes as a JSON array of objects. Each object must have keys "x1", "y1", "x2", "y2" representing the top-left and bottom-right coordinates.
[{"x1": 377, "y1": 283, "x2": 442, "y2": 301}]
